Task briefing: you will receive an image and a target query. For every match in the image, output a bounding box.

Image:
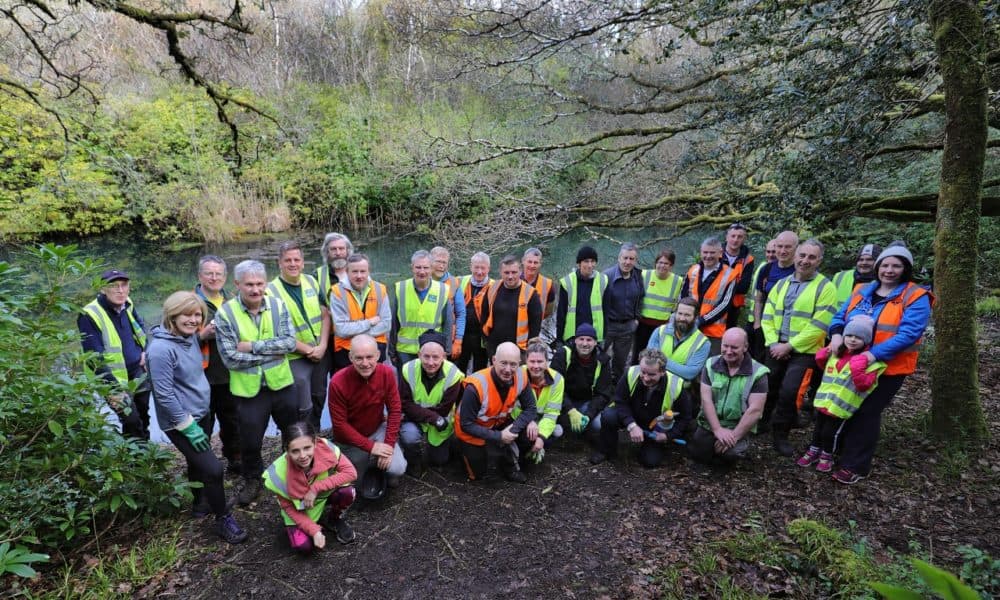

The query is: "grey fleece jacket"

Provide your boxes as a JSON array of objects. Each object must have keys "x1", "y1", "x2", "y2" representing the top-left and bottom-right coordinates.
[{"x1": 146, "y1": 326, "x2": 211, "y2": 431}]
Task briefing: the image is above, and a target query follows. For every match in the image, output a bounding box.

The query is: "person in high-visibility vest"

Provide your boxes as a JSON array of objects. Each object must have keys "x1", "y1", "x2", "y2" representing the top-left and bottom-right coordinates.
[
  {"x1": 267, "y1": 241, "x2": 331, "y2": 425},
  {"x1": 744, "y1": 238, "x2": 777, "y2": 362},
  {"x1": 430, "y1": 246, "x2": 467, "y2": 361},
  {"x1": 751, "y1": 231, "x2": 799, "y2": 351},
  {"x1": 389, "y1": 249, "x2": 453, "y2": 366},
  {"x1": 557, "y1": 245, "x2": 609, "y2": 344},
  {"x1": 522, "y1": 248, "x2": 558, "y2": 345},
  {"x1": 263, "y1": 421, "x2": 357, "y2": 551},
  {"x1": 830, "y1": 243, "x2": 882, "y2": 308},
  {"x1": 78, "y1": 268, "x2": 150, "y2": 440},
  {"x1": 550, "y1": 323, "x2": 613, "y2": 436},
  {"x1": 456, "y1": 252, "x2": 493, "y2": 373},
  {"x1": 645, "y1": 297, "x2": 710, "y2": 383},
  {"x1": 796, "y1": 316, "x2": 886, "y2": 473},
  {"x1": 398, "y1": 331, "x2": 464, "y2": 474},
  {"x1": 681, "y1": 237, "x2": 736, "y2": 355},
  {"x1": 516, "y1": 341, "x2": 566, "y2": 465},
  {"x1": 480, "y1": 254, "x2": 542, "y2": 356},
  {"x1": 688, "y1": 328, "x2": 769, "y2": 466},
  {"x1": 193, "y1": 255, "x2": 241, "y2": 475},
  {"x1": 591, "y1": 348, "x2": 690, "y2": 468},
  {"x1": 148, "y1": 291, "x2": 247, "y2": 544},
  {"x1": 315, "y1": 232, "x2": 353, "y2": 380},
  {"x1": 601, "y1": 242, "x2": 645, "y2": 384},
  {"x1": 634, "y1": 247, "x2": 684, "y2": 361},
  {"x1": 215, "y1": 259, "x2": 298, "y2": 506},
  {"x1": 824, "y1": 243, "x2": 932, "y2": 485},
  {"x1": 328, "y1": 253, "x2": 391, "y2": 374},
  {"x1": 760, "y1": 239, "x2": 838, "y2": 458},
  {"x1": 722, "y1": 223, "x2": 757, "y2": 328},
  {"x1": 456, "y1": 342, "x2": 537, "y2": 483}
]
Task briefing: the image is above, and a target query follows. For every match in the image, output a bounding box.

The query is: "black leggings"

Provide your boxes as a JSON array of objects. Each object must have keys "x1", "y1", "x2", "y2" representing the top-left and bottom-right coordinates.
[
  {"x1": 810, "y1": 412, "x2": 848, "y2": 454},
  {"x1": 165, "y1": 414, "x2": 226, "y2": 516}
]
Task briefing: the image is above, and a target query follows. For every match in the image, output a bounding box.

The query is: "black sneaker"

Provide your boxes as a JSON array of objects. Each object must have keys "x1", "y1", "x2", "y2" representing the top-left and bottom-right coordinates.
[
  {"x1": 333, "y1": 518, "x2": 355, "y2": 544},
  {"x1": 772, "y1": 436, "x2": 794, "y2": 457},
  {"x1": 237, "y1": 478, "x2": 261, "y2": 506},
  {"x1": 503, "y1": 467, "x2": 527, "y2": 484},
  {"x1": 589, "y1": 451, "x2": 608, "y2": 465},
  {"x1": 191, "y1": 497, "x2": 212, "y2": 518},
  {"x1": 215, "y1": 514, "x2": 248, "y2": 544}
]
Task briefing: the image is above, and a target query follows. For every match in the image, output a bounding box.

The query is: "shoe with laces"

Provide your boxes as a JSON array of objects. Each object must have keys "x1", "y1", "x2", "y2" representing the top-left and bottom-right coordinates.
[
  {"x1": 796, "y1": 446, "x2": 821, "y2": 468},
  {"x1": 831, "y1": 467, "x2": 865, "y2": 485},
  {"x1": 816, "y1": 452, "x2": 835, "y2": 473},
  {"x1": 215, "y1": 514, "x2": 248, "y2": 544},
  {"x1": 237, "y1": 478, "x2": 261, "y2": 506},
  {"x1": 332, "y1": 518, "x2": 355, "y2": 544}
]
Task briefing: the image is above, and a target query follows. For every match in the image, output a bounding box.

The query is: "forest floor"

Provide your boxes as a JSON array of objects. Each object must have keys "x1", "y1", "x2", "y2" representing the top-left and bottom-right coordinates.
[{"x1": 49, "y1": 320, "x2": 1000, "y2": 599}]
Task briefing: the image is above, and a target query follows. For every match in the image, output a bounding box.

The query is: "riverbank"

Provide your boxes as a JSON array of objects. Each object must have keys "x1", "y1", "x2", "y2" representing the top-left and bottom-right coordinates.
[{"x1": 24, "y1": 318, "x2": 1000, "y2": 599}]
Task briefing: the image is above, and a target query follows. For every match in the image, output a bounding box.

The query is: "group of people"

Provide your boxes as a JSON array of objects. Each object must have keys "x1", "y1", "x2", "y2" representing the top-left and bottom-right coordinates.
[{"x1": 77, "y1": 226, "x2": 932, "y2": 550}]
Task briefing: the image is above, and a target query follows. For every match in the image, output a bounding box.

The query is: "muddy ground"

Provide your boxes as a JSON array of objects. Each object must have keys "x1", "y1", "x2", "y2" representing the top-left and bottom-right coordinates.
[{"x1": 144, "y1": 322, "x2": 1000, "y2": 599}]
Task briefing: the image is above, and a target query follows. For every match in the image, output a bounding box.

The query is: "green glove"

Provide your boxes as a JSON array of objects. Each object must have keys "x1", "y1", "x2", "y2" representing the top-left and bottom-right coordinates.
[
  {"x1": 180, "y1": 421, "x2": 210, "y2": 452},
  {"x1": 568, "y1": 408, "x2": 588, "y2": 433}
]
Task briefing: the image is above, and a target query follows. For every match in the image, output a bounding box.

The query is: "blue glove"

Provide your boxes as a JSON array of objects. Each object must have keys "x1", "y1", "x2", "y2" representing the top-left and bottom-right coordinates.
[{"x1": 180, "y1": 421, "x2": 210, "y2": 452}]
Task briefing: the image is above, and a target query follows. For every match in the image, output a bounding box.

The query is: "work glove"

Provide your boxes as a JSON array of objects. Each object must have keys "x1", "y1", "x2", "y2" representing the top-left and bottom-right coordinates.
[
  {"x1": 450, "y1": 340, "x2": 463, "y2": 360},
  {"x1": 180, "y1": 420, "x2": 210, "y2": 452},
  {"x1": 567, "y1": 408, "x2": 590, "y2": 433},
  {"x1": 434, "y1": 416, "x2": 448, "y2": 431},
  {"x1": 849, "y1": 354, "x2": 870, "y2": 378},
  {"x1": 529, "y1": 448, "x2": 545, "y2": 464}
]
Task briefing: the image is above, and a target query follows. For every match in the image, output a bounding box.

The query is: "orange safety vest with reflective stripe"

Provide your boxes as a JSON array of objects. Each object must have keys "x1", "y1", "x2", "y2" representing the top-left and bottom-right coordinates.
[
  {"x1": 460, "y1": 275, "x2": 493, "y2": 325},
  {"x1": 454, "y1": 368, "x2": 528, "y2": 446},
  {"x1": 481, "y1": 281, "x2": 537, "y2": 350},
  {"x1": 329, "y1": 281, "x2": 388, "y2": 351},
  {"x1": 726, "y1": 252, "x2": 754, "y2": 308},
  {"x1": 845, "y1": 282, "x2": 932, "y2": 376},
  {"x1": 525, "y1": 274, "x2": 554, "y2": 315},
  {"x1": 685, "y1": 263, "x2": 734, "y2": 339}
]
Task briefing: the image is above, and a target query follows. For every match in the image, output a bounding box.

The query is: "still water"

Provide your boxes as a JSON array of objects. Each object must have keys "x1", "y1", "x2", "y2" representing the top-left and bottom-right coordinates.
[{"x1": 17, "y1": 226, "x2": 760, "y2": 442}]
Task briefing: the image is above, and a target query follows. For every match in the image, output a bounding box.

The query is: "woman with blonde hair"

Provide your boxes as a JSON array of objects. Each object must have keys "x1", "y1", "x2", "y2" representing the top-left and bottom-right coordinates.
[{"x1": 146, "y1": 291, "x2": 247, "y2": 544}]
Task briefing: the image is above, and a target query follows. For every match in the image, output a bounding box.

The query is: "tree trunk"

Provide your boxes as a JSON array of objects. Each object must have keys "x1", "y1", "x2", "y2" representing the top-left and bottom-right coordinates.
[{"x1": 928, "y1": 0, "x2": 989, "y2": 444}]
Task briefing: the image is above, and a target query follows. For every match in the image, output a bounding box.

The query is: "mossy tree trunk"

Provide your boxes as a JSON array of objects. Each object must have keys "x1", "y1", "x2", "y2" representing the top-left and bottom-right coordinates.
[{"x1": 928, "y1": 0, "x2": 989, "y2": 444}]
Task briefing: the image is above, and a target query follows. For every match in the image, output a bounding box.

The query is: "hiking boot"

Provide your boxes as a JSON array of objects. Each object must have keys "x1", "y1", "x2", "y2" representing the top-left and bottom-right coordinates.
[
  {"x1": 215, "y1": 514, "x2": 247, "y2": 544},
  {"x1": 772, "y1": 435, "x2": 794, "y2": 457},
  {"x1": 332, "y1": 518, "x2": 355, "y2": 544},
  {"x1": 237, "y1": 478, "x2": 261, "y2": 506},
  {"x1": 502, "y1": 460, "x2": 527, "y2": 484},
  {"x1": 795, "y1": 447, "x2": 821, "y2": 468},
  {"x1": 589, "y1": 451, "x2": 608, "y2": 465},
  {"x1": 225, "y1": 460, "x2": 243, "y2": 479},
  {"x1": 816, "y1": 452, "x2": 835, "y2": 473},
  {"x1": 192, "y1": 497, "x2": 212, "y2": 518},
  {"x1": 831, "y1": 467, "x2": 865, "y2": 485}
]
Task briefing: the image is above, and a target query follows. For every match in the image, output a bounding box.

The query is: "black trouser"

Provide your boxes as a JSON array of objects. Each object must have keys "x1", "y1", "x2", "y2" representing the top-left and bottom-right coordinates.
[
  {"x1": 765, "y1": 352, "x2": 816, "y2": 434},
  {"x1": 598, "y1": 407, "x2": 668, "y2": 468},
  {"x1": 745, "y1": 324, "x2": 767, "y2": 363},
  {"x1": 838, "y1": 375, "x2": 906, "y2": 476},
  {"x1": 725, "y1": 306, "x2": 742, "y2": 329},
  {"x1": 631, "y1": 321, "x2": 665, "y2": 366},
  {"x1": 810, "y1": 412, "x2": 848, "y2": 454},
  {"x1": 458, "y1": 433, "x2": 531, "y2": 480},
  {"x1": 165, "y1": 414, "x2": 227, "y2": 515},
  {"x1": 115, "y1": 365, "x2": 151, "y2": 440},
  {"x1": 604, "y1": 319, "x2": 637, "y2": 384},
  {"x1": 457, "y1": 335, "x2": 488, "y2": 374},
  {"x1": 239, "y1": 385, "x2": 298, "y2": 478},
  {"x1": 209, "y1": 383, "x2": 240, "y2": 462},
  {"x1": 687, "y1": 426, "x2": 750, "y2": 465}
]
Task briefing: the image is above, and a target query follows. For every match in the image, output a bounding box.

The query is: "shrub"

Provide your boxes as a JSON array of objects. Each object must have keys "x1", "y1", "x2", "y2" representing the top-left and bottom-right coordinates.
[{"x1": 0, "y1": 244, "x2": 191, "y2": 577}]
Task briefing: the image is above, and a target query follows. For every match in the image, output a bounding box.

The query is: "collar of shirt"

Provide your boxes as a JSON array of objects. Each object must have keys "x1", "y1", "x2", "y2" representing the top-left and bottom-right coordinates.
[{"x1": 712, "y1": 353, "x2": 754, "y2": 376}]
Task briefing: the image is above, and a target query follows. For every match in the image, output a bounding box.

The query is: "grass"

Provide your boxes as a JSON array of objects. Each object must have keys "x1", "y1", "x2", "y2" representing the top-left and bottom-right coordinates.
[{"x1": 976, "y1": 296, "x2": 1000, "y2": 318}]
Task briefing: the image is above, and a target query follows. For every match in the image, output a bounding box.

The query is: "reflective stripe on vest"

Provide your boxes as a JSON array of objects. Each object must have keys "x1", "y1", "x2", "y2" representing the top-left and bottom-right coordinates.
[
  {"x1": 685, "y1": 263, "x2": 733, "y2": 338},
  {"x1": 625, "y1": 365, "x2": 684, "y2": 414},
  {"x1": 761, "y1": 275, "x2": 835, "y2": 353},
  {"x1": 527, "y1": 275, "x2": 554, "y2": 315},
  {"x1": 559, "y1": 271, "x2": 609, "y2": 341},
  {"x1": 745, "y1": 261, "x2": 769, "y2": 323},
  {"x1": 403, "y1": 358, "x2": 462, "y2": 446},
  {"x1": 702, "y1": 356, "x2": 769, "y2": 429},
  {"x1": 262, "y1": 439, "x2": 339, "y2": 526},
  {"x1": 395, "y1": 280, "x2": 448, "y2": 355},
  {"x1": 266, "y1": 275, "x2": 323, "y2": 349},
  {"x1": 514, "y1": 367, "x2": 564, "y2": 438},
  {"x1": 81, "y1": 299, "x2": 146, "y2": 385},
  {"x1": 813, "y1": 356, "x2": 886, "y2": 419},
  {"x1": 845, "y1": 282, "x2": 932, "y2": 376},
  {"x1": 726, "y1": 252, "x2": 754, "y2": 308},
  {"x1": 459, "y1": 275, "x2": 493, "y2": 324},
  {"x1": 454, "y1": 368, "x2": 528, "y2": 446},
  {"x1": 639, "y1": 270, "x2": 683, "y2": 321},
  {"x1": 481, "y1": 280, "x2": 536, "y2": 349},
  {"x1": 330, "y1": 281, "x2": 388, "y2": 351},
  {"x1": 832, "y1": 270, "x2": 857, "y2": 307},
  {"x1": 562, "y1": 346, "x2": 603, "y2": 386},
  {"x1": 219, "y1": 296, "x2": 294, "y2": 398},
  {"x1": 316, "y1": 265, "x2": 338, "y2": 298},
  {"x1": 653, "y1": 325, "x2": 709, "y2": 375}
]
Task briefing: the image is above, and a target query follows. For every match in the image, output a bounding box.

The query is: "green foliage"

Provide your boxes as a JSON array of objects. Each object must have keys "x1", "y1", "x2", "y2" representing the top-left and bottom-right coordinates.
[
  {"x1": 975, "y1": 296, "x2": 1000, "y2": 318},
  {"x1": 955, "y1": 545, "x2": 1000, "y2": 598},
  {"x1": 0, "y1": 244, "x2": 191, "y2": 569},
  {"x1": 871, "y1": 559, "x2": 982, "y2": 600},
  {"x1": 0, "y1": 542, "x2": 49, "y2": 578}
]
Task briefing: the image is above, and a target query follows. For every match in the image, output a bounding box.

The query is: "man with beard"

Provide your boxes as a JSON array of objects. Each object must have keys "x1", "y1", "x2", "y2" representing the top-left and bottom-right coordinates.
[
  {"x1": 831, "y1": 243, "x2": 882, "y2": 307},
  {"x1": 316, "y1": 232, "x2": 352, "y2": 378},
  {"x1": 646, "y1": 297, "x2": 710, "y2": 384}
]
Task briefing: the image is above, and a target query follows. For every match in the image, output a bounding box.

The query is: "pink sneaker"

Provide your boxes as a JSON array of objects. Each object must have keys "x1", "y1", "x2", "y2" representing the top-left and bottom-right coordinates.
[
  {"x1": 816, "y1": 452, "x2": 834, "y2": 473},
  {"x1": 796, "y1": 447, "x2": 820, "y2": 468}
]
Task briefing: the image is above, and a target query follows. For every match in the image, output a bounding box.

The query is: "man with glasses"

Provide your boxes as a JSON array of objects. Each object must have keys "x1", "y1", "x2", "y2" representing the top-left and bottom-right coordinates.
[{"x1": 78, "y1": 269, "x2": 151, "y2": 440}]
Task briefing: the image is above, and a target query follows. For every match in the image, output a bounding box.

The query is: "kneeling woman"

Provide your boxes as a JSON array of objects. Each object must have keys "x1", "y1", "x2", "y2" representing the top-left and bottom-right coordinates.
[
  {"x1": 264, "y1": 422, "x2": 358, "y2": 551},
  {"x1": 147, "y1": 291, "x2": 246, "y2": 544}
]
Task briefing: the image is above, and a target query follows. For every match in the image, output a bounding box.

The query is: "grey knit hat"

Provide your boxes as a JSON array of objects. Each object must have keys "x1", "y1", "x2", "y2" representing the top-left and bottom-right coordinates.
[
  {"x1": 875, "y1": 244, "x2": 913, "y2": 268},
  {"x1": 843, "y1": 315, "x2": 875, "y2": 346}
]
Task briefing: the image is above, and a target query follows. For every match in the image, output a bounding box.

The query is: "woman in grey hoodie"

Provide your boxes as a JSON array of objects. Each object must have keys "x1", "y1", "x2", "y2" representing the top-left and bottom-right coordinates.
[{"x1": 147, "y1": 291, "x2": 247, "y2": 544}]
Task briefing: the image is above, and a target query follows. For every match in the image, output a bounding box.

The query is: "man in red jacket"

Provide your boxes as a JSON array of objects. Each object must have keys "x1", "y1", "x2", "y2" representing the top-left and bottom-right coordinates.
[{"x1": 329, "y1": 334, "x2": 407, "y2": 490}]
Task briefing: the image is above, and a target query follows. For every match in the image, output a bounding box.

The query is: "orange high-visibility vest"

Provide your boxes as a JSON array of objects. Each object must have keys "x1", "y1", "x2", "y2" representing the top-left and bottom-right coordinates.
[
  {"x1": 845, "y1": 282, "x2": 932, "y2": 376},
  {"x1": 329, "y1": 281, "x2": 388, "y2": 351},
  {"x1": 726, "y1": 253, "x2": 755, "y2": 308},
  {"x1": 685, "y1": 264, "x2": 734, "y2": 339},
  {"x1": 454, "y1": 368, "x2": 528, "y2": 446},
  {"x1": 481, "y1": 281, "x2": 537, "y2": 350},
  {"x1": 525, "y1": 274, "x2": 554, "y2": 315}
]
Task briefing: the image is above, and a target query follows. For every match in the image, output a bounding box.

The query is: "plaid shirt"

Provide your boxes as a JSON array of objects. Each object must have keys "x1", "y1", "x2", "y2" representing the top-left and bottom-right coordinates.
[{"x1": 215, "y1": 295, "x2": 297, "y2": 372}]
